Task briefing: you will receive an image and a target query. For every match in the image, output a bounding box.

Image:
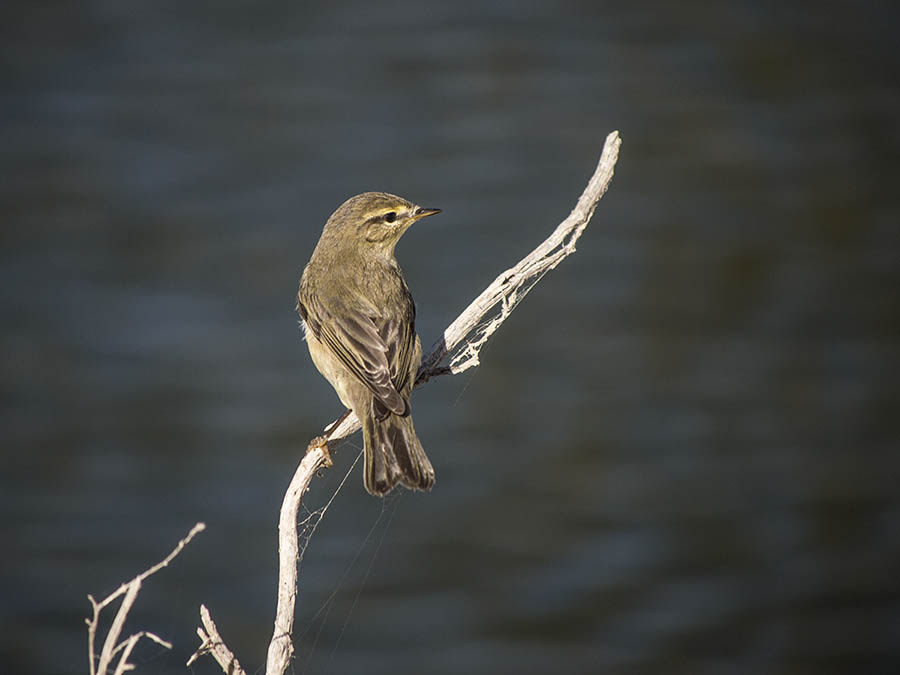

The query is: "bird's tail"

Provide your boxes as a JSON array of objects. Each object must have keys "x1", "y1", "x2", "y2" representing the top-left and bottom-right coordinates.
[{"x1": 363, "y1": 412, "x2": 434, "y2": 497}]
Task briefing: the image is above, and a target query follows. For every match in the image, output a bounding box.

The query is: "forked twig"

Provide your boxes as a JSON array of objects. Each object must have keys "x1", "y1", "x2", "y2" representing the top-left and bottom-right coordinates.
[{"x1": 86, "y1": 522, "x2": 205, "y2": 675}]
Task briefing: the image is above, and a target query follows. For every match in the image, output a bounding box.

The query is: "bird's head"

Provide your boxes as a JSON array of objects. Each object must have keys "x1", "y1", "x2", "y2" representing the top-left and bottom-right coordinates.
[{"x1": 324, "y1": 192, "x2": 440, "y2": 256}]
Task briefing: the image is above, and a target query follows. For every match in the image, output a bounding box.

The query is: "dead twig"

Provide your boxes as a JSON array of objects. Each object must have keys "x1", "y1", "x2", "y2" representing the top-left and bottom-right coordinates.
[
  {"x1": 196, "y1": 131, "x2": 622, "y2": 675},
  {"x1": 86, "y1": 522, "x2": 205, "y2": 675},
  {"x1": 186, "y1": 604, "x2": 247, "y2": 674}
]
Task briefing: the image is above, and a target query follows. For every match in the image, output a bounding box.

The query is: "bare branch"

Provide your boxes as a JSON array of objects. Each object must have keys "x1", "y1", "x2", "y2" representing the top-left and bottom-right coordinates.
[
  {"x1": 194, "y1": 131, "x2": 622, "y2": 675},
  {"x1": 186, "y1": 604, "x2": 247, "y2": 674},
  {"x1": 421, "y1": 130, "x2": 622, "y2": 379},
  {"x1": 86, "y1": 522, "x2": 205, "y2": 675},
  {"x1": 188, "y1": 448, "x2": 342, "y2": 675},
  {"x1": 265, "y1": 445, "x2": 330, "y2": 674}
]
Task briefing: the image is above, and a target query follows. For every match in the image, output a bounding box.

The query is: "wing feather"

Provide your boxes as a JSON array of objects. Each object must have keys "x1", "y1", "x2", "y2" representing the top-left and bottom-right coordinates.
[{"x1": 299, "y1": 293, "x2": 408, "y2": 416}]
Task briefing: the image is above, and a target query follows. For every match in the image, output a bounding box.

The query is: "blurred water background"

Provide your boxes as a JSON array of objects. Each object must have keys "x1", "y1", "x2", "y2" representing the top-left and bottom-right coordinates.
[{"x1": 2, "y1": 1, "x2": 899, "y2": 673}]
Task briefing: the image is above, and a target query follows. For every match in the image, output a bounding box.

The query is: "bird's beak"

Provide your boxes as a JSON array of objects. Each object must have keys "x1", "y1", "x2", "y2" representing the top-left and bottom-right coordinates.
[{"x1": 412, "y1": 206, "x2": 441, "y2": 221}]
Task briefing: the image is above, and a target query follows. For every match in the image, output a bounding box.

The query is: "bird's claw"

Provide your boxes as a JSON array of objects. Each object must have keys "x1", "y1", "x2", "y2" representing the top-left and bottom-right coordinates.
[{"x1": 307, "y1": 435, "x2": 333, "y2": 467}]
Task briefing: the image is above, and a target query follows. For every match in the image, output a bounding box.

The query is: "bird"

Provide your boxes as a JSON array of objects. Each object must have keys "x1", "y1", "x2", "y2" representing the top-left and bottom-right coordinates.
[{"x1": 296, "y1": 192, "x2": 438, "y2": 496}]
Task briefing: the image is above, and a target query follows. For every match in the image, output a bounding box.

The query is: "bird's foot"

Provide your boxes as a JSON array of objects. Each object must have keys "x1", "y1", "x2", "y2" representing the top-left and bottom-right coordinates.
[{"x1": 307, "y1": 435, "x2": 333, "y2": 467}]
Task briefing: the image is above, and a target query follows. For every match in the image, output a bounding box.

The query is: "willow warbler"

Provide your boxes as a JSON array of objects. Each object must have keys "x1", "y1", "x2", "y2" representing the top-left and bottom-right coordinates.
[{"x1": 297, "y1": 192, "x2": 438, "y2": 496}]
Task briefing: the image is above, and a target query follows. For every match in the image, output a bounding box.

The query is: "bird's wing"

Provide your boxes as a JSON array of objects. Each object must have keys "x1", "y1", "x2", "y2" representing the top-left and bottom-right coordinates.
[
  {"x1": 378, "y1": 282, "x2": 418, "y2": 397},
  {"x1": 299, "y1": 294, "x2": 408, "y2": 417}
]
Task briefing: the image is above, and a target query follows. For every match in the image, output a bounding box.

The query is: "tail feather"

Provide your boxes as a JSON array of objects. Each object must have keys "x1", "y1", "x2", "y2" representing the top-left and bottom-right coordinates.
[{"x1": 363, "y1": 413, "x2": 434, "y2": 497}]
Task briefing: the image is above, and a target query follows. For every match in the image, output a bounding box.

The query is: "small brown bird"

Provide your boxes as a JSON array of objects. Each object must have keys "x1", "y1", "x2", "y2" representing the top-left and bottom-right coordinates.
[{"x1": 297, "y1": 192, "x2": 438, "y2": 496}]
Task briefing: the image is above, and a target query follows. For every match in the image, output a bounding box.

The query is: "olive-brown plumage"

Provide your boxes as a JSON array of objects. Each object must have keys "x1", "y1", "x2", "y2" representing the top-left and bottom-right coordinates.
[{"x1": 297, "y1": 192, "x2": 437, "y2": 496}]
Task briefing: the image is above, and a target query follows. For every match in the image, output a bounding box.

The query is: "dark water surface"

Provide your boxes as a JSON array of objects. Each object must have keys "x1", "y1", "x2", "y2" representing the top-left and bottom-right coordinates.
[{"x1": 3, "y1": 2, "x2": 899, "y2": 673}]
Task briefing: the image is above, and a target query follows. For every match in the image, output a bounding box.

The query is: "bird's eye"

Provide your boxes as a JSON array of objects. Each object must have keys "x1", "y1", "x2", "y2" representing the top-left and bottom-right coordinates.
[{"x1": 384, "y1": 211, "x2": 397, "y2": 223}]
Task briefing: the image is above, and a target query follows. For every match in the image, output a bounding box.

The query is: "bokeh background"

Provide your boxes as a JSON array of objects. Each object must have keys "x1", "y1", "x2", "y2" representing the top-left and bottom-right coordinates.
[{"x1": 3, "y1": 1, "x2": 899, "y2": 673}]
